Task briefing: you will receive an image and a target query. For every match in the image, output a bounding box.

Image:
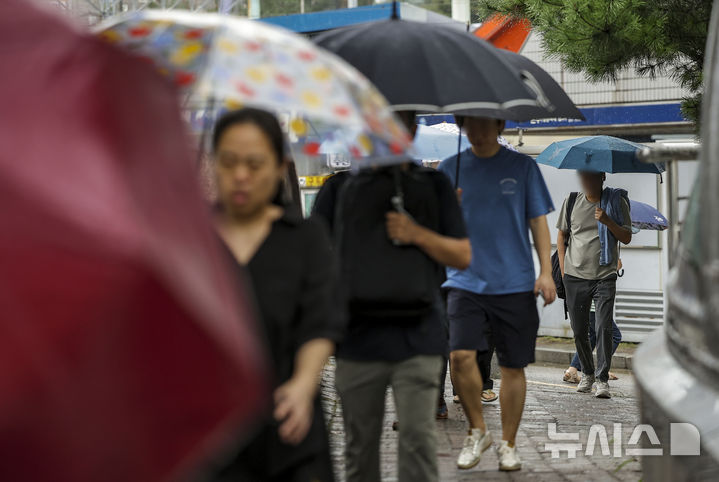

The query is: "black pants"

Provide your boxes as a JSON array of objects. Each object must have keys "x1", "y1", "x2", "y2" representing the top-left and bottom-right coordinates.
[
  {"x1": 214, "y1": 452, "x2": 335, "y2": 482},
  {"x1": 564, "y1": 274, "x2": 617, "y2": 383},
  {"x1": 211, "y1": 399, "x2": 334, "y2": 482}
]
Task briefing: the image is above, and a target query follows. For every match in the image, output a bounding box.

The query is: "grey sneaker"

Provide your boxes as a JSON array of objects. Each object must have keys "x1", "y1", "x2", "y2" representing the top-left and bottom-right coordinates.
[
  {"x1": 577, "y1": 374, "x2": 595, "y2": 393},
  {"x1": 595, "y1": 381, "x2": 611, "y2": 398}
]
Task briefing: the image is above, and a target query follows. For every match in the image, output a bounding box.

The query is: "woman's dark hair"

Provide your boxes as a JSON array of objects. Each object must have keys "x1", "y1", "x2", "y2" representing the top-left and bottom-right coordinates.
[{"x1": 212, "y1": 107, "x2": 285, "y2": 164}]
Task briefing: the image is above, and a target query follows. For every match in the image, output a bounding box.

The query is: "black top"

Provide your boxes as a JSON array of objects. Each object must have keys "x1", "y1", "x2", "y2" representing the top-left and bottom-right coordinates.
[
  {"x1": 218, "y1": 212, "x2": 342, "y2": 478},
  {"x1": 312, "y1": 168, "x2": 466, "y2": 362},
  {"x1": 224, "y1": 212, "x2": 343, "y2": 386}
]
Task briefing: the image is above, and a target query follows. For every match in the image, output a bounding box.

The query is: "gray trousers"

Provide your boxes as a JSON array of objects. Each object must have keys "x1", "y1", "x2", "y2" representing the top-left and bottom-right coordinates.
[
  {"x1": 335, "y1": 355, "x2": 443, "y2": 482},
  {"x1": 563, "y1": 274, "x2": 617, "y2": 383}
]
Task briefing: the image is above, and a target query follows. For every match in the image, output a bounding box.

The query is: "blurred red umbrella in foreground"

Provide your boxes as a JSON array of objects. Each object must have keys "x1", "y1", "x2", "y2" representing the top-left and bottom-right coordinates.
[{"x1": 0, "y1": 1, "x2": 268, "y2": 481}]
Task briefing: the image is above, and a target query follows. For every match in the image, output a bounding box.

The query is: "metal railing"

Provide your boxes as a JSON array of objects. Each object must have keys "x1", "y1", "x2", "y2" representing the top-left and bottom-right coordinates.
[{"x1": 636, "y1": 144, "x2": 700, "y2": 267}]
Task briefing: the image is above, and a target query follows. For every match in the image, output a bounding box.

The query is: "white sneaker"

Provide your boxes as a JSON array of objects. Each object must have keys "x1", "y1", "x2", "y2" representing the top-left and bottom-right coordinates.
[
  {"x1": 457, "y1": 429, "x2": 493, "y2": 469},
  {"x1": 595, "y1": 381, "x2": 611, "y2": 398},
  {"x1": 497, "y1": 440, "x2": 522, "y2": 471}
]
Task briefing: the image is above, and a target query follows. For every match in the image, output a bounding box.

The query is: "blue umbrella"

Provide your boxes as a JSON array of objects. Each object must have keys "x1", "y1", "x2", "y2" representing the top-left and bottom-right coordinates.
[
  {"x1": 536, "y1": 135, "x2": 664, "y2": 174},
  {"x1": 630, "y1": 199, "x2": 668, "y2": 233},
  {"x1": 412, "y1": 123, "x2": 516, "y2": 161}
]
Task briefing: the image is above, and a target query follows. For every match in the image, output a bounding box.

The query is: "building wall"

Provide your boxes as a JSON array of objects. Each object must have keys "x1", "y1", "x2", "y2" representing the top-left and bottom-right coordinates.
[{"x1": 520, "y1": 32, "x2": 689, "y2": 107}]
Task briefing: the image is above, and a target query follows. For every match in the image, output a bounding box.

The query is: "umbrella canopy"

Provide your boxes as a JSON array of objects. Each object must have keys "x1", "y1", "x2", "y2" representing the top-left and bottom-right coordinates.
[
  {"x1": 314, "y1": 12, "x2": 552, "y2": 121},
  {"x1": 630, "y1": 199, "x2": 668, "y2": 232},
  {"x1": 491, "y1": 49, "x2": 584, "y2": 121},
  {"x1": 97, "y1": 10, "x2": 411, "y2": 165},
  {"x1": 0, "y1": 2, "x2": 267, "y2": 481},
  {"x1": 536, "y1": 135, "x2": 665, "y2": 174}
]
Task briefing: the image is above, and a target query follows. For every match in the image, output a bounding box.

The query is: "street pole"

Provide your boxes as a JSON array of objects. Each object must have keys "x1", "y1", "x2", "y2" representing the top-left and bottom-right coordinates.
[
  {"x1": 667, "y1": 160, "x2": 679, "y2": 267},
  {"x1": 451, "y1": 0, "x2": 469, "y2": 24},
  {"x1": 248, "y1": 0, "x2": 260, "y2": 18}
]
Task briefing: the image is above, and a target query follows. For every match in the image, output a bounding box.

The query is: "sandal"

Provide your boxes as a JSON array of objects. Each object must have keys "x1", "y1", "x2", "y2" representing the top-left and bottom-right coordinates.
[
  {"x1": 609, "y1": 372, "x2": 619, "y2": 380},
  {"x1": 481, "y1": 389, "x2": 498, "y2": 403},
  {"x1": 563, "y1": 369, "x2": 580, "y2": 384}
]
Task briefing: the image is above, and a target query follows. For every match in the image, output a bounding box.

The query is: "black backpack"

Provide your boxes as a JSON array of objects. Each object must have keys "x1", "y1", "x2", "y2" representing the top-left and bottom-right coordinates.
[
  {"x1": 334, "y1": 165, "x2": 442, "y2": 319},
  {"x1": 551, "y1": 191, "x2": 578, "y2": 300}
]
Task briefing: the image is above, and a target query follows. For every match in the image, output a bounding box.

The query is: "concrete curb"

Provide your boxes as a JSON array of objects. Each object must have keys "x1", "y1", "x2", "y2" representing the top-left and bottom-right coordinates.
[{"x1": 535, "y1": 347, "x2": 633, "y2": 371}]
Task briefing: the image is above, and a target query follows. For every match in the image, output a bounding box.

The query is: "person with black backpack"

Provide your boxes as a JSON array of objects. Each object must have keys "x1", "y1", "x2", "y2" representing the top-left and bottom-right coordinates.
[
  {"x1": 556, "y1": 171, "x2": 632, "y2": 399},
  {"x1": 311, "y1": 111, "x2": 470, "y2": 482},
  {"x1": 555, "y1": 196, "x2": 623, "y2": 385}
]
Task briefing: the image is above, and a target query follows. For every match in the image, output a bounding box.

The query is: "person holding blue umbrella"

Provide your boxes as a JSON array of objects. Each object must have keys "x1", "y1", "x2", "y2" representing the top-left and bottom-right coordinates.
[
  {"x1": 562, "y1": 198, "x2": 667, "y2": 384},
  {"x1": 538, "y1": 135, "x2": 660, "y2": 398},
  {"x1": 556, "y1": 171, "x2": 632, "y2": 399}
]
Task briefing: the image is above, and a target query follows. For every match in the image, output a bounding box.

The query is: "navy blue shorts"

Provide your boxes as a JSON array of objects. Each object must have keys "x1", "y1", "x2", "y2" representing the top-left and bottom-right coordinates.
[{"x1": 447, "y1": 288, "x2": 540, "y2": 368}]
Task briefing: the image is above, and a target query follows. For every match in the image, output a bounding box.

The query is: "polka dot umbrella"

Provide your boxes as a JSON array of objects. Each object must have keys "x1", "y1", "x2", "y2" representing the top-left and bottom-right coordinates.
[{"x1": 96, "y1": 10, "x2": 412, "y2": 166}]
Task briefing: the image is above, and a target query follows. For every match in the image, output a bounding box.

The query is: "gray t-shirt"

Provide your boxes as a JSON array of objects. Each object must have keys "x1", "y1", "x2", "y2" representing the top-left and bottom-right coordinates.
[{"x1": 556, "y1": 193, "x2": 631, "y2": 280}]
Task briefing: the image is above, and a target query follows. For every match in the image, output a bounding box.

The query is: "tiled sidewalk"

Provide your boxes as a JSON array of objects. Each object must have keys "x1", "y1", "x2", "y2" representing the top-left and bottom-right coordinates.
[{"x1": 321, "y1": 360, "x2": 642, "y2": 481}]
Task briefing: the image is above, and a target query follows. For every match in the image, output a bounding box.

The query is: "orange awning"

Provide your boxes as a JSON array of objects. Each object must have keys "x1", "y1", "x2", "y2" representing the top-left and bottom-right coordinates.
[{"x1": 474, "y1": 13, "x2": 531, "y2": 53}]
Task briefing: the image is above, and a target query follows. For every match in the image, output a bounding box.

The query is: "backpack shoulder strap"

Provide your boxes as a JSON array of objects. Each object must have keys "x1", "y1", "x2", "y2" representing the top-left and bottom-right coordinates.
[
  {"x1": 563, "y1": 192, "x2": 579, "y2": 246},
  {"x1": 566, "y1": 191, "x2": 579, "y2": 226}
]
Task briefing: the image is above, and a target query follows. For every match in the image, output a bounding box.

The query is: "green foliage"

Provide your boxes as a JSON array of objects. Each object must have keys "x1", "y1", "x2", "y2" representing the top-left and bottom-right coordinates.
[
  {"x1": 477, "y1": 0, "x2": 713, "y2": 124},
  {"x1": 260, "y1": 0, "x2": 300, "y2": 17}
]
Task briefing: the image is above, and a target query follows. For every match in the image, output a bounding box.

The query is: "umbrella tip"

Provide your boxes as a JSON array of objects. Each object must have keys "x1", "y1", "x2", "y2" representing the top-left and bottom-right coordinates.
[{"x1": 391, "y1": 1, "x2": 399, "y2": 19}]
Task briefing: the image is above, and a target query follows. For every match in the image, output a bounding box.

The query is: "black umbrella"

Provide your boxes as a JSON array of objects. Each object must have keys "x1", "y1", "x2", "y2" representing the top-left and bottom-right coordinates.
[
  {"x1": 314, "y1": 4, "x2": 551, "y2": 121},
  {"x1": 462, "y1": 48, "x2": 585, "y2": 121}
]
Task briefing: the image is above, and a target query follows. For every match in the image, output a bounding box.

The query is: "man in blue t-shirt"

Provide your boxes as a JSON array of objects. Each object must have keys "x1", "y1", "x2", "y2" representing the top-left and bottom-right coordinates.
[{"x1": 438, "y1": 116, "x2": 556, "y2": 472}]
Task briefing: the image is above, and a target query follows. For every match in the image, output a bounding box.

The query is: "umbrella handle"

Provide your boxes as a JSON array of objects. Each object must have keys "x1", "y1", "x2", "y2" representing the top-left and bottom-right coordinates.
[
  {"x1": 455, "y1": 121, "x2": 463, "y2": 190},
  {"x1": 197, "y1": 96, "x2": 217, "y2": 168}
]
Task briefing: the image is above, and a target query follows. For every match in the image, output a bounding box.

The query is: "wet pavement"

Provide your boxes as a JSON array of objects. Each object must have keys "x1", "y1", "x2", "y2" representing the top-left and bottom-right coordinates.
[{"x1": 320, "y1": 360, "x2": 642, "y2": 481}]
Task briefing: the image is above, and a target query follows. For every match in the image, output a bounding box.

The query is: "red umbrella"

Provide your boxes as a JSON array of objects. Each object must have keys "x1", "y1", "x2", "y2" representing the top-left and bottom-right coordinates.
[{"x1": 0, "y1": 1, "x2": 268, "y2": 481}]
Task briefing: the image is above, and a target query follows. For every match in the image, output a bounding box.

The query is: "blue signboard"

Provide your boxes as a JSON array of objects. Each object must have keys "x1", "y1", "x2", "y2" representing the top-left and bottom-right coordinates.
[
  {"x1": 508, "y1": 102, "x2": 686, "y2": 128},
  {"x1": 419, "y1": 103, "x2": 687, "y2": 129},
  {"x1": 259, "y1": 4, "x2": 393, "y2": 33}
]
